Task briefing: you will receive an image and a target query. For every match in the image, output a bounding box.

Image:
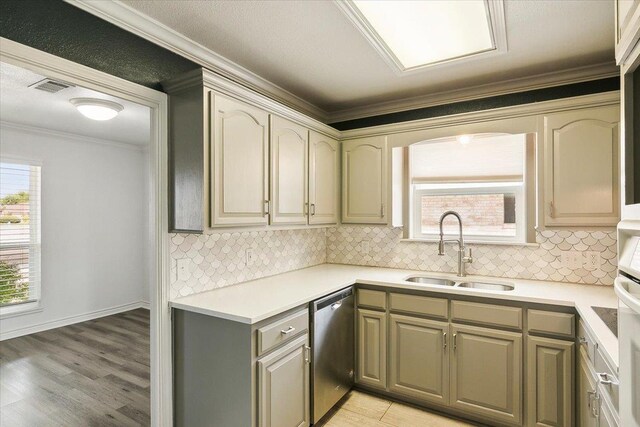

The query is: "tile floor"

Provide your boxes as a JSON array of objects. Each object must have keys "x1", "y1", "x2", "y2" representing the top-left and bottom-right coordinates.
[{"x1": 316, "y1": 390, "x2": 482, "y2": 427}]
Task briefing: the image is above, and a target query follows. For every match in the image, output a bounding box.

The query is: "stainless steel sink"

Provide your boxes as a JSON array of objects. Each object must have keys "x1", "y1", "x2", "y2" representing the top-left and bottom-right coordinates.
[
  {"x1": 405, "y1": 276, "x2": 456, "y2": 286},
  {"x1": 457, "y1": 282, "x2": 514, "y2": 291}
]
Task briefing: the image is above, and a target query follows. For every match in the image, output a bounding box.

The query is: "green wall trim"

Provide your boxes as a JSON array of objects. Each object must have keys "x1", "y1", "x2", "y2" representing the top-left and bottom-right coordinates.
[
  {"x1": 0, "y1": 0, "x2": 198, "y2": 91},
  {"x1": 329, "y1": 77, "x2": 620, "y2": 131}
]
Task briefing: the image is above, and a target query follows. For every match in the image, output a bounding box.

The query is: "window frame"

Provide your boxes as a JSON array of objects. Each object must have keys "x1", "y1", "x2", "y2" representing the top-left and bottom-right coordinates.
[
  {"x1": 410, "y1": 181, "x2": 526, "y2": 244},
  {"x1": 0, "y1": 158, "x2": 42, "y2": 317}
]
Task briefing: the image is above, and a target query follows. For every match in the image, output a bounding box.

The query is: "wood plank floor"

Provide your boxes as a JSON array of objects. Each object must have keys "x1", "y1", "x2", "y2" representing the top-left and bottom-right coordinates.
[
  {"x1": 0, "y1": 308, "x2": 150, "y2": 427},
  {"x1": 316, "y1": 390, "x2": 482, "y2": 427}
]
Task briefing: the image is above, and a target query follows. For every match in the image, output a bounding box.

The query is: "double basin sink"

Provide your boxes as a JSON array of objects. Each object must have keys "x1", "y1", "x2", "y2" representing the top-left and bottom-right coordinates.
[{"x1": 405, "y1": 275, "x2": 515, "y2": 291}]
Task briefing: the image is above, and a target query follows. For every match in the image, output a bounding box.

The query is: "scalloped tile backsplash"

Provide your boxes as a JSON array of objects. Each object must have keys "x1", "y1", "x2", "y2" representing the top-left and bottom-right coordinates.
[{"x1": 169, "y1": 226, "x2": 617, "y2": 299}]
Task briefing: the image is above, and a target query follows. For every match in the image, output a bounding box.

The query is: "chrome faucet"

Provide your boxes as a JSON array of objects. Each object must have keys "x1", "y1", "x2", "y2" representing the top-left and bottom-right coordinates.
[{"x1": 438, "y1": 211, "x2": 473, "y2": 277}]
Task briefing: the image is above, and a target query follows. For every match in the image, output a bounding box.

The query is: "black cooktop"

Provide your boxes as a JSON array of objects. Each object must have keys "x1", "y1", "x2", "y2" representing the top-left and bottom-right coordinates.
[{"x1": 591, "y1": 306, "x2": 618, "y2": 338}]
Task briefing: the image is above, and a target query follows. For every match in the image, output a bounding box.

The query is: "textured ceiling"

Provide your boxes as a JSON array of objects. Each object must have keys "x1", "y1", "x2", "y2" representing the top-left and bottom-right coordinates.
[
  {"x1": 121, "y1": 0, "x2": 615, "y2": 114},
  {"x1": 0, "y1": 62, "x2": 150, "y2": 146}
]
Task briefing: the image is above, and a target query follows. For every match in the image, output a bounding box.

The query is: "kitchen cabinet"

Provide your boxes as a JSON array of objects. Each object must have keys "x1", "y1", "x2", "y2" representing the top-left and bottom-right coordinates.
[
  {"x1": 211, "y1": 94, "x2": 270, "y2": 226},
  {"x1": 449, "y1": 323, "x2": 523, "y2": 425},
  {"x1": 342, "y1": 136, "x2": 388, "y2": 224},
  {"x1": 258, "y1": 334, "x2": 310, "y2": 427},
  {"x1": 308, "y1": 131, "x2": 340, "y2": 225},
  {"x1": 389, "y1": 314, "x2": 449, "y2": 405},
  {"x1": 356, "y1": 308, "x2": 387, "y2": 389},
  {"x1": 526, "y1": 336, "x2": 574, "y2": 427},
  {"x1": 578, "y1": 349, "x2": 600, "y2": 427},
  {"x1": 270, "y1": 116, "x2": 308, "y2": 225},
  {"x1": 543, "y1": 105, "x2": 620, "y2": 226}
]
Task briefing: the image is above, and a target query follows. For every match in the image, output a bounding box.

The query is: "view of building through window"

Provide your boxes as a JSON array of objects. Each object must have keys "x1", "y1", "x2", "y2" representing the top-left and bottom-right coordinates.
[
  {"x1": 420, "y1": 193, "x2": 517, "y2": 237},
  {"x1": 0, "y1": 162, "x2": 41, "y2": 307}
]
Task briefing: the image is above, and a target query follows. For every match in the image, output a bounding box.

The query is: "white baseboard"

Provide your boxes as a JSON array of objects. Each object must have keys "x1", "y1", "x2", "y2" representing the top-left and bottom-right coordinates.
[
  {"x1": 139, "y1": 300, "x2": 150, "y2": 310},
  {"x1": 0, "y1": 300, "x2": 150, "y2": 341}
]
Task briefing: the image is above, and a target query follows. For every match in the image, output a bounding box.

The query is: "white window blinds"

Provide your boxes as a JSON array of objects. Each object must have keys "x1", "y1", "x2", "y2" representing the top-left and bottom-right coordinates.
[
  {"x1": 0, "y1": 162, "x2": 41, "y2": 307},
  {"x1": 409, "y1": 134, "x2": 526, "y2": 183}
]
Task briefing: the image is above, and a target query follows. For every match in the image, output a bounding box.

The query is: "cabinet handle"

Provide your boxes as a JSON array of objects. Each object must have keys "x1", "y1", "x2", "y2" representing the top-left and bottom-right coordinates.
[
  {"x1": 264, "y1": 200, "x2": 270, "y2": 217},
  {"x1": 591, "y1": 392, "x2": 600, "y2": 418},
  {"x1": 579, "y1": 336, "x2": 588, "y2": 346},
  {"x1": 587, "y1": 390, "x2": 595, "y2": 410},
  {"x1": 304, "y1": 345, "x2": 311, "y2": 364},
  {"x1": 597, "y1": 372, "x2": 618, "y2": 386},
  {"x1": 443, "y1": 332, "x2": 447, "y2": 350},
  {"x1": 310, "y1": 203, "x2": 316, "y2": 216},
  {"x1": 380, "y1": 203, "x2": 385, "y2": 218},
  {"x1": 453, "y1": 333, "x2": 457, "y2": 350},
  {"x1": 549, "y1": 201, "x2": 554, "y2": 218},
  {"x1": 280, "y1": 326, "x2": 296, "y2": 335}
]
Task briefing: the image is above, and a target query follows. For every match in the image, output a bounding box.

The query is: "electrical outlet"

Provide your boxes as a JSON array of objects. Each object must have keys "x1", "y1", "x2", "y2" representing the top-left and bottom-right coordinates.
[
  {"x1": 245, "y1": 248, "x2": 255, "y2": 266},
  {"x1": 361, "y1": 240, "x2": 371, "y2": 254},
  {"x1": 584, "y1": 251, "x2": 602, "y2": 270},
  {"x1": 177, "y1": 258, "x2": 191, "y2": 281},
  {"x1": 560, "y1": 251, "x2": 582, "y2": 269}
]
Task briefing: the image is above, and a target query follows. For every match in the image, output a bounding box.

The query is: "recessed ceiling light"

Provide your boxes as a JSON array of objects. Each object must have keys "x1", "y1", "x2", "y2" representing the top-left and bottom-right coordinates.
[
  {"x1": 70, "y1": 98, "x2": 123, "y2": 121},
  {"x1": 338, "y1": 0, "x2": 506, "y2": 73}
]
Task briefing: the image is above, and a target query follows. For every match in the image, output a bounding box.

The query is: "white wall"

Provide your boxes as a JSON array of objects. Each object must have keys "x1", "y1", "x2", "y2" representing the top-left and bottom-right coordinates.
[{"x1": 0, "y1": 125, "x2": 150, "y2": 339}]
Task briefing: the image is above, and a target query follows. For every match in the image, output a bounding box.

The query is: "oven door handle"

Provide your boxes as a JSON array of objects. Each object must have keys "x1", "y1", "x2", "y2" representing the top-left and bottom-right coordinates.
[{"x1": 615, "y1": 277, "x2": 640, "y2": 314}]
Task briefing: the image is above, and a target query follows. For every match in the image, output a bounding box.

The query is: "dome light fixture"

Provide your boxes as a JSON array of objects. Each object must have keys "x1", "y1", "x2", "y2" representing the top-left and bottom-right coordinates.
[{"x1": 70, "y1": 98, "x2": 123, "y2": 121}]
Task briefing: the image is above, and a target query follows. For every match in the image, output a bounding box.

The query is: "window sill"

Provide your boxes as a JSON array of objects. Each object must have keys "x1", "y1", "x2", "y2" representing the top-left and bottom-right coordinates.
[
  {"x1": 0, "y1": 301, "x2": 42, "y2": 319},
  {"x1": 400, "y1": 238, "x2": 539, "y2": 247}
]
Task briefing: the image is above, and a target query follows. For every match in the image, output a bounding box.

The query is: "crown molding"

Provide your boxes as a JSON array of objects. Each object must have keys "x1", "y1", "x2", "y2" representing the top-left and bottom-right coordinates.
[
  {"x1": 0, "y1": 120, "x2": 147, "y2": 151},
  {"x1": 65, "y1": 0, "x2": 330, "y2": 122},
  {"x1": 340, "y1": 91, "x2": 620, "y2": 140},
  {"x1": 327, "y1": 62, "x2": 619, "y2": 123}
]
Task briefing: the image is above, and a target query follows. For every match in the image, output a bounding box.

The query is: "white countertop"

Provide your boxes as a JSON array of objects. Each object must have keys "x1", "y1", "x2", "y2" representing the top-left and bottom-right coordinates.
[{"x1": 170, "y1": 263, "x2": 619, "y2": 368}]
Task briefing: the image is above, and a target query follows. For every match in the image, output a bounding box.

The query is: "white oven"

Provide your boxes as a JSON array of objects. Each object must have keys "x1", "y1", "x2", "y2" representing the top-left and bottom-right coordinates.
[{"x1": 616, "y1": 221, "x2": 640, "y2": 427}]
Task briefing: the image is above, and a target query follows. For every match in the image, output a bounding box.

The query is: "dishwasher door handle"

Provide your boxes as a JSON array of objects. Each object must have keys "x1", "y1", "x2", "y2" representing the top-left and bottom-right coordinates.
[{"x1": 331, "y1": 301, "x2": 343, "y2": 310}]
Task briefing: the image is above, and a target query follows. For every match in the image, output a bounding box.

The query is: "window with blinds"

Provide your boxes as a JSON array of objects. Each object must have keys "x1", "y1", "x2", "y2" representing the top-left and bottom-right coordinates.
[
  {"x1": 409, "y1": 133, "x2": 533, "y2": 243},
  {"x1": 0, "y1": 161, "x2": 41, "y2": 308}
]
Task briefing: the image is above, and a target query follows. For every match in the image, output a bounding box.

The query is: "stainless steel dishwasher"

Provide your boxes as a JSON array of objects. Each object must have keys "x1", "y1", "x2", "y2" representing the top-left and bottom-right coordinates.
[{"x1": 310, "y1": 286, "x2": 354, "y2": 424}]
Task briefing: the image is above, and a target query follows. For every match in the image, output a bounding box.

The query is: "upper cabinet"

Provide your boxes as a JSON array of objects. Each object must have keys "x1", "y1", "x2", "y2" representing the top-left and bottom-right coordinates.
[
  {"x1": 164, "y1": 69, "x2": 340, "y2": 232},
  {"x1": 270, "y1": 116, "x2": 308, "y2": 225},
  {"x1": 211, "y1": 93, "x2": 270, "y2": 227},
  {"x1": 543, "y1": 105, "x2": 621, "y2": 227},
  {"x1": 309, "y1": 131, "x2": 340, "y2": 225},
  {"x1": 615, "y1": 0, "x2": 640, "y2": 65},
  {"x1": 342, "y1": 136, "x2": 388, "y2": 224}
]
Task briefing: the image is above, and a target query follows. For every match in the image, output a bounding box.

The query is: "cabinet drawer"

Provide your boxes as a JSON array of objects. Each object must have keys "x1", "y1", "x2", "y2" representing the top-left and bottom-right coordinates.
[
  {"x1": 451, "y1": 300, "x2": 522, "y2": 330},
  {"x1": 594, "y1": 347, "x2": 619, "y2": 412},
  {"x1": 358, "y1": 289, "x2": 386, "y2": 310},
  {"x1": 527, "y1": 309, "x2": 575, "y2": 338},
  {"x1": 577, "y1": 320, "x2": 597, "y2": 363},
  {"x1": 389, "y1": 293, "x2": 448, "y2": 319},
  {"x1": 257, "y1": 309, "x2": 308, "y2": 356}
]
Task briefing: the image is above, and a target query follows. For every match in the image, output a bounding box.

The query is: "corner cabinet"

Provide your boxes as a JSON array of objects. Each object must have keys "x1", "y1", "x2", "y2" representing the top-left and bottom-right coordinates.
[
  {"x1": 309, "y1": 131, "x2": 340, "y2": 225},
  {"x1": 342, "y1": 136, "x2": 388, "y2": 224},
  {"x1": 270, "y1": 116, "x2": 308, "y2": 225},
  {"x1": 211, "y1": 93, "x2": 270, "y2": 227},
  {"x1": 543, "y1": 105, "x2": 620, "y2": 226}
]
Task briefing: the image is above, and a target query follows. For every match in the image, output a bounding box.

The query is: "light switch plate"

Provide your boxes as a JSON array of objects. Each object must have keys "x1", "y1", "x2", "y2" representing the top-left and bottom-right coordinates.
[
  {"x1": 560, "y1": 251, "x2": 582, "y2": 269},
  {"x1": 245, "y1": 248, "x2": 255, "y2": 266},
  {"x1": 177, "y1": 258, "x2": 191, "y2": 281}
]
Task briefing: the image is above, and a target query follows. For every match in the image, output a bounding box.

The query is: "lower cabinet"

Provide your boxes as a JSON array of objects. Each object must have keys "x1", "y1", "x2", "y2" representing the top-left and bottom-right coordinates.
[
  {"x1": 258, "y1": 334, "x2": 310, "y2": 427},
  {"x1": 526, "y1": 336, "x2": 574, "y2": 427},
  {"x1": 450, "y1": 324, "x2": 523, "y2": 426},
  {"x1": 357, "y1": 308, "x2": 387, "y2": 389},
  {"x1": 388, "y1": 314, "x2": 449, "y2": 405},
  {"x1": 578, "y1": 349, "x2": 599, "y2": 427}
]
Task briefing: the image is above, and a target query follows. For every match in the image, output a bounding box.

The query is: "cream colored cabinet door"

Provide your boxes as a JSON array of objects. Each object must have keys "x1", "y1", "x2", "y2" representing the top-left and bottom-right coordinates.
[
  {"x1": 578, "y1": 351, "x2": 599, "y2": 427},
  {"x1": 450, "y1": 324, "x2": 522, "y2": 426},
  {"x1": 210, "y1": 93, "x2": 269, "y2": 226},
  {"x1": 308, "y1": 131, "x2": 339, "y2": 225},
  {"x1": 270, "y1": 116, "x2": 308, "y2": 225},
  {"x1": 389, "y1": 314, "x2": 449, "y2": 406},
  {"x1": 342, "y1": 136, "x2": 388, "y2": 224},
  {"x1": 543, "y1": 105, "x2": 620, "y2": 226},
  {"x1": 258, "y1": 334, "x2": 310, "y2": 427},
  {"x1": 526, "y1": 336, "x2": 574, "y2": 427},
  {"x1": 357, "y1": 308, "x2": 387, "y2": 390},
  {"x1": 615, "y1": 0, "x2": 640, "y2": 63}
]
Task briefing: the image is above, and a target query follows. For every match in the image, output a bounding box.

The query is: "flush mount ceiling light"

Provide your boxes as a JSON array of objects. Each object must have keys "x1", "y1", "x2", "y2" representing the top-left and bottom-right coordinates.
[
  {"x1": 70, "y1": 98, "x2": 124, "y2": 121},
  {"x1": 336, "y1": 0, "x2": 507, "y2": 73}
]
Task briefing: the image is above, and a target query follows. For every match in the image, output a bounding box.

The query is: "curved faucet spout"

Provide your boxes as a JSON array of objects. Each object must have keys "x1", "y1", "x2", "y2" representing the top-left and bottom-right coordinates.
[
  {"x1": 437, "y1": 210, "x2": 472, "y2": 276},
  {"x1": 439, "y1": 210, "x2": 464, "y2": 250}
]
